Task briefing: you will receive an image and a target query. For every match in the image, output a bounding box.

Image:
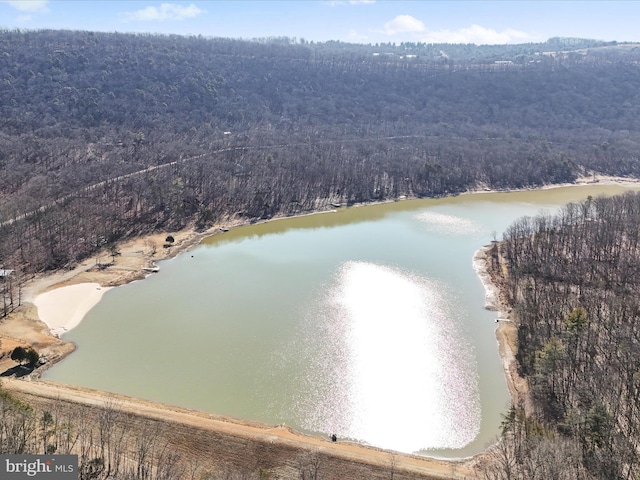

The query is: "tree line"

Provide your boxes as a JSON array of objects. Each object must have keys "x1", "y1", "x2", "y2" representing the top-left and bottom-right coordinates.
[
  {"x1": 481, "y1": 191, "x2": 640, "y2": 479},
  {"x1": 0, "y1": 386, "x2": 236, "y2": 479},
  {"x1": 0, "y1": 384, "x2": 417, "y2": 480},
  {"x1": 1, "y1": 29, "x2": 640, "y2": 309}
]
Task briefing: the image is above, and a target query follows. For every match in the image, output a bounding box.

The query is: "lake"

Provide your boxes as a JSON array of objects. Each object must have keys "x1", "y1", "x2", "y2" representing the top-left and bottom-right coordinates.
[{"x1": 43, "y1": 184, "x2": 639, "y2": 457}]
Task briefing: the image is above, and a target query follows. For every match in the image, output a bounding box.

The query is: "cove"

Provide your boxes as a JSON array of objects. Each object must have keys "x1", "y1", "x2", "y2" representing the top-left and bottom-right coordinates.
[{"x1": 43, "y1": 184, "x2": 640, "y2": 457}]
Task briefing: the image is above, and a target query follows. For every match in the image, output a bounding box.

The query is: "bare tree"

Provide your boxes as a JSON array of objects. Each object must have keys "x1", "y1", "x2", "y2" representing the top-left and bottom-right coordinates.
[{"x1": 298, "y1": 451, "x2": 321, "y2": 480}]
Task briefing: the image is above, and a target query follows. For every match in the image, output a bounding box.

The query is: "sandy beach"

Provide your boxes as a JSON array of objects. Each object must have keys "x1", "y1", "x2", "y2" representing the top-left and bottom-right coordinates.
[
  {"x1": 33, "y1": 283, "x2": 112, "y2": 337},
  {"x1": 0, "y1": 228, "x2": 208, "y2": 377}
]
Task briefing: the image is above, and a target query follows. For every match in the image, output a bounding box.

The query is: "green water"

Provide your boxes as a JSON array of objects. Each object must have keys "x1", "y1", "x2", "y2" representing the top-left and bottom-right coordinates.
[{"x1": 44, "y1": 185, "x2": 640, "y2": 457}]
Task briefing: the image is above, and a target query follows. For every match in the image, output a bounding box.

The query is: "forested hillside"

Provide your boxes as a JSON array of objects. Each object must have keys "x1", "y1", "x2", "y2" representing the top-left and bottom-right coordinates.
[
  {"x1": 1, "y1": 29, "x2": 640, "y2": 285},
  {"x1": 482, "y1": 192, "x2": 640, "y2": 479}
]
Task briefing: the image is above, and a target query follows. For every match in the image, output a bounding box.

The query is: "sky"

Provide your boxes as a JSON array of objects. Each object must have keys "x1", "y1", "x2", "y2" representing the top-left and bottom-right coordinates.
[{"x1": 1, "y1": 0, "x2": 639, "y2": 45}]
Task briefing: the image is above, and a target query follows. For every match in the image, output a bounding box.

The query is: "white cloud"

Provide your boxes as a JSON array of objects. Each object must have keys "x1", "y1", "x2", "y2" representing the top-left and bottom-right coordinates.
[
  {"x1": 123, "y1": 3, "x2": 205, "y2": 22},
  {"x1": 376, "y1": 14, "x2": 537, "y2": 45},
  {"x1": 347, "y1": 29, "x2": 368, "y2": 42},
  {"x1": 2, "y1": 0, "x2": 49, "y2": 13},
  {"x1": 420, "y1": 24, "x2": 537, "y2": 45},
  {"x1": 380, "y1": 15, "x2": 426, "y2": 35},
  {"x1": 16, "y1": 14, "x2": 32, "y2": 22}
]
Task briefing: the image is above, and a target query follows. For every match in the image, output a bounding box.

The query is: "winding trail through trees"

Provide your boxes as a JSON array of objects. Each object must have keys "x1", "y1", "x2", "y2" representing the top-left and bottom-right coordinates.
[{"x1": 1, "y1": 133, "x2": 509, "y2": 229}]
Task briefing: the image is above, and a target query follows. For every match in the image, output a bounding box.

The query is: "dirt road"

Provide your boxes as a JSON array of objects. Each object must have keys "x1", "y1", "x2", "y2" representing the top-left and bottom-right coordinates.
[{"x1": 4, "y1": 379, "x2": 475, "y2": 479}]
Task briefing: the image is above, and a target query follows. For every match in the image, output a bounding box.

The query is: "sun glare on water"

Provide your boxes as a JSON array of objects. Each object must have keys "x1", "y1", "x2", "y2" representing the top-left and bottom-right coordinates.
[{"x1": 299, "y1": 261, "x2": 481, "y2": 453}]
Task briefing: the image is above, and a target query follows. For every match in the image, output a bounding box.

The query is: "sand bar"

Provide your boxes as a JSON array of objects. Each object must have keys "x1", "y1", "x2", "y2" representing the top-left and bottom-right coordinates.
[
  {"x1": 33, "y1": 283, "x2": 112, "y2": 337},
  {"x1": 472, "y1": 246, "x2": 500, "y2": 311}
]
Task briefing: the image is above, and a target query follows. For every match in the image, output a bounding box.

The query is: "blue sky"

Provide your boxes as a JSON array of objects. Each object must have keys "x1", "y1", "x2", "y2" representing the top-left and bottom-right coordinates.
[{"x1": 1, "y1": 1, "x2": 639, "y2": 45}]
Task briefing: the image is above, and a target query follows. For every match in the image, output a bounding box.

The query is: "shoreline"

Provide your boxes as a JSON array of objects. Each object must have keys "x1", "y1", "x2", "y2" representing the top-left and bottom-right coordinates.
[
  {"x1": 1, "y1": 176, "x2": 638, "y2": 472},
  {"x1": 8, "y1": 178, "x2": 638, "y2": 374},
  {"x1": 472, "y1": 244, "x2": 531, "y2": 414},
  {"x1": 33, "y1": 283, "x2": 113, "y2": 337},
  {"x1": 3, "y1": 378, "x2": 473, "y2": 479}
]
